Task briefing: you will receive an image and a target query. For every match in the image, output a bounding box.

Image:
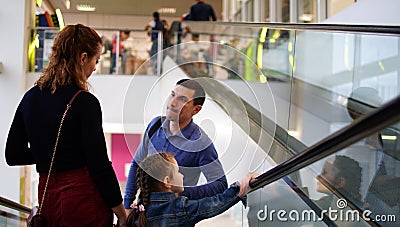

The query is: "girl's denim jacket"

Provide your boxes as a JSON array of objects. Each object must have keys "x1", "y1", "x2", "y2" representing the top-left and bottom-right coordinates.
[{"x1": 134, "y1": 182, "x2": 246, "y2": 226}]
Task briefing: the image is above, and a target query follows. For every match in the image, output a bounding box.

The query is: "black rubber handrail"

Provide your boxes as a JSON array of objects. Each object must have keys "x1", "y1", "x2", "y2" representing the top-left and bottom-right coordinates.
[
  {"x1": 0, "y1": 196, "x2": 31, "y2": 214},
  {"x1": 184, "y1": 21, "x2": 400, "y2": 36},
  {"x1": 32, "y1": 22, "x2": 400, "y2": 36},
  {"x1": 250, "y1": 94, "x2": 400, "y2": 190}
]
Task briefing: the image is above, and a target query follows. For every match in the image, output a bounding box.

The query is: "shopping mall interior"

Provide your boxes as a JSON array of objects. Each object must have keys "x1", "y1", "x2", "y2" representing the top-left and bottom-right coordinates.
[{"x1": 1, "y1": 0, "x2": 400, "y2": 226}]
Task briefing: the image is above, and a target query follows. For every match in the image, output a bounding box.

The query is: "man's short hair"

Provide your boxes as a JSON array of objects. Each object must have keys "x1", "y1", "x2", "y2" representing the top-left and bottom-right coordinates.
[
  {"x1": 153, "y1": 11, "x2": 160, "y2": 19},
  {"x1": 176, "y1": 79, "x2": 205, "y2": 106}
]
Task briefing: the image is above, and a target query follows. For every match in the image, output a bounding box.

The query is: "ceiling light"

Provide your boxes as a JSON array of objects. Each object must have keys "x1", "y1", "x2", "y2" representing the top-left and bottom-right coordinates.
[
  {"x1": 55, "y1": 8, "x2": 65, "y2": 30},
  {"x1": 76, "y1": 4, "x2": 96, "y2": 12},
  {"x1": 158, "y1": 8, "x2": 176, "y2": 14},
  {"x1": 62, "y1": 0, "x2": 70, "y2": 10},
  {"x1": 382, "y1": 135, "x2": 397, "y2": 140}
]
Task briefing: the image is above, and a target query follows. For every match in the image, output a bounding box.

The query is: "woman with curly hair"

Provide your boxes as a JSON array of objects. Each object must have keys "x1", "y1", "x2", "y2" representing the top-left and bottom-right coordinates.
[{"x1": 6, "y1": 24, "x2": 126, "y2": 226}]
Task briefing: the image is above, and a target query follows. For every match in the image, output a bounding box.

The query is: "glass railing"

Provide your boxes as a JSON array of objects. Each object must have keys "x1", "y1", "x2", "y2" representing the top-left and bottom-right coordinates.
[
  {"x1": 28, "y1": 27, "x2": 164, "y2": 76},
  {"x1": 249, "y1": 94, "x2": 400, "y2": 226},
  {"x1": 4, "y1": 101, "x2": 399, "y2": 226},
  {"x1": 171, "y1": 21, "x2": 400, "y2": 161},
  {"x1": 0, "y1": 196, "x2": 30, "y2": 226},
  {"x1": 24, "y1": 22, "x2": 400, "y2": 226},
  {"x1": 170, "y1": 23, "x2": 400, "y2": 226},
  {"x1": 176, "y1": 65, "x2": 400, "y2": 226}
]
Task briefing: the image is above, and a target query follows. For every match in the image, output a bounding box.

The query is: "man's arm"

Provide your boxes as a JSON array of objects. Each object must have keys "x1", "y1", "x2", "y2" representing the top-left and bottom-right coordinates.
[
  {"x1": 124, "y1": 117, "x2": 161, "y2": 208},
  {"x1": 209, "y1": 5, "x2": 217, "y2": 21},
  {"x1": 124, "y1": 137, "x2": 151, "y2": 208},
  {"x1": 124, "y1": 156, "x2": 139, "y2": 209},
  {"x1": 123, "y1": 128, "x2": 150, "y2": 209},
  {"x1": 189, "y1": 6, "x2": 194, "y2": 21},
  {"x1": 180, "y1": 144, "x2": 228, "y2": 199},
  {"x1": 145, "y1": 20, "x2": 155, "y2": 38},
  {"x1": 144, "y1": 24, "x2": 151, "y2": 31}
]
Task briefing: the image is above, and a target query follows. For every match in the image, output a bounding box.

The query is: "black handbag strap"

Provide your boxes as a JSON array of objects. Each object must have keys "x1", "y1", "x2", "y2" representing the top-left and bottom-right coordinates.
[{"x1": 37, "y1": 90, "x2": 84, "y2": 215}]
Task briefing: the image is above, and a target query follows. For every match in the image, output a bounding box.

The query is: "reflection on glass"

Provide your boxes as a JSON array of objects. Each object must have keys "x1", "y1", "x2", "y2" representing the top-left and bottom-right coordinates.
[
  {"x1": 315, "y1": 155, "x2": 363, "y2": 210},
  {"x1": 260, "y1": 28, "x2": 293, "y2": 80}
]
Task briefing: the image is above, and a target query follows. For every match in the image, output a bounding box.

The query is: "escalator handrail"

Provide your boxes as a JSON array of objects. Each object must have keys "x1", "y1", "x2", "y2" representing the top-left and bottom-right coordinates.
[
  {"x1": 250, "y1": 94, "x2": 400, "y2": 190},
  {"x1": 0, "y1": 196, "x2": 31, "y2": 214},
  {"x1": 183, "y1": 21, "x2": 400, "y2": 36}
]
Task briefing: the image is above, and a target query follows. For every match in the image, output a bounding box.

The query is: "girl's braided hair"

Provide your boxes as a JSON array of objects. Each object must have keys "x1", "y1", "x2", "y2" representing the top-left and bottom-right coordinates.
[{"x1": 126, "y1": 152, "x2": 176, "y2": 227}]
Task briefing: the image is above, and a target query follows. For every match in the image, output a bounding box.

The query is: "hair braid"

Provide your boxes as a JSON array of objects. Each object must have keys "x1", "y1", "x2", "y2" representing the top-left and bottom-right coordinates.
[
  {"x1": 127, "y1": 152, "x2": 176, "y2": 226},
  {"x1": 137, "y1": 170, "x2": 150, "y2": 227},
  {"x1": 126, "y1": 167, "x2": 148, "y2": 227}
]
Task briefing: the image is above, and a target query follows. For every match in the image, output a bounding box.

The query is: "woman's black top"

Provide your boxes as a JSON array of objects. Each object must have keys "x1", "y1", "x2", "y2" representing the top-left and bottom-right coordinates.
[{"x1": 6, "y1": 84, "x2": 122, "y2": 208}]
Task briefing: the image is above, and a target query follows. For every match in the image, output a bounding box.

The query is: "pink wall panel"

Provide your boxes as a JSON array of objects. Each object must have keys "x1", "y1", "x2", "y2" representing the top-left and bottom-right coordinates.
[{"x1": 111, "y1": 134, "x2": 141, "y2": 181}]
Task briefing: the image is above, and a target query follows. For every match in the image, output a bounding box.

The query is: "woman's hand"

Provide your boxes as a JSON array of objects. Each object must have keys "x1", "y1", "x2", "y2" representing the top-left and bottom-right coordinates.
[{"x1": 112, "y1": 204, "x2": 127, "y2": 227}]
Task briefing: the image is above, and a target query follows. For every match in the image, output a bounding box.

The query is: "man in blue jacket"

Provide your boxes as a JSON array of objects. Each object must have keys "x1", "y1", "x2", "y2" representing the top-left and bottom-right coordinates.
[{"x1": 124, "y1": 79, "x2": 228, "y2": 211}]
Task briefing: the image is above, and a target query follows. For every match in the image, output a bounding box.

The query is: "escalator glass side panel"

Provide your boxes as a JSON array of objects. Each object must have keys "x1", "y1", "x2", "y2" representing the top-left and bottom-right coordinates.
[
  {"x1": 0, "y1": 205, "x2": 28, "y2": 227},
  {"x1": 245, "y1": 110, "x2": 400, "y2": 227},
  {"x1": 301, "y1": 127, "x2": 400, "y2": 227},
  {"x1": 247, "y1": 152, "x2": 330, "y2": 226},
  {"x1": 291, "y1": 31, "x2": 400, "y2": 146},
  {"x1": 172, "y1": 25, "x2": 400, "y2": 158}
]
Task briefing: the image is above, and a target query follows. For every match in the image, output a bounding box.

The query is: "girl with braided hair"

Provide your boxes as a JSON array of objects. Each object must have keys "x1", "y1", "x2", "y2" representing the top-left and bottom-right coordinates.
[{"x1": 126, "y1": 152, "x2": 256, "y2": 226}]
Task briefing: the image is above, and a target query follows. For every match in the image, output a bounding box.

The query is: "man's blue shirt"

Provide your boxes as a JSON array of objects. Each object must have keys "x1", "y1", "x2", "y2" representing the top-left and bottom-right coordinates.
[{"x1": 124, "y1": 116, "x2": 228, "y2": 208}]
